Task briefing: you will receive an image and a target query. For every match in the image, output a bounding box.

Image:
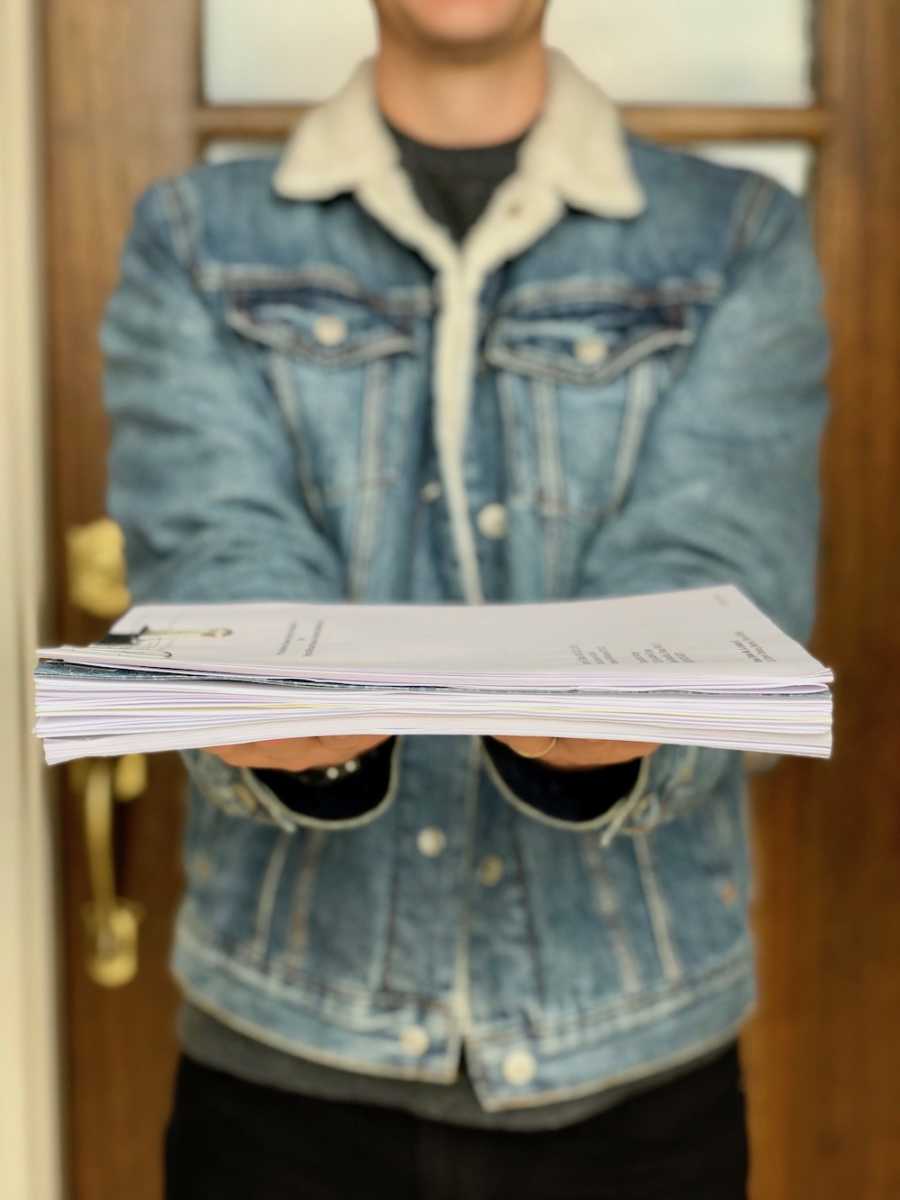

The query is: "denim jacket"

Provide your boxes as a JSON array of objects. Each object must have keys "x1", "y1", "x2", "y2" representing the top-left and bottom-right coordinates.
[{"x1": 102, "y1": 52, "x2": 829, "y2": 1112}]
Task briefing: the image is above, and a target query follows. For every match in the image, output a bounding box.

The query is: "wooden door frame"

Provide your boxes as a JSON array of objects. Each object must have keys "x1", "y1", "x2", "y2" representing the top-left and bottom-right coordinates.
[{"x1": 0, "y1": 1, "x2": 63, "y2": 1198}]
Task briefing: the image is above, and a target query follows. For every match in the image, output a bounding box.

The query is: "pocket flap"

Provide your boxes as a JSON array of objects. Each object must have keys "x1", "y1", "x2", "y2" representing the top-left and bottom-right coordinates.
[
  {"x1": 226, "y1": 284, "x2": 417, "y2": 367},
  {"x1": 484, "y1": 301, "x2": 696, "y2": 386}
]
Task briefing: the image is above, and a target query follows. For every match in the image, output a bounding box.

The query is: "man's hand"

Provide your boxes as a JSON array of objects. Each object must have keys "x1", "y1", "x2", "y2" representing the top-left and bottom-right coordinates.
[
  {"x1": 205, "y1": 734, "x2": 392, "y2": 772},
  {"x1": 205, "y1": 734, "x2": 658, "y2": 775},
  {"x1": 491, "y1": 736, "x2": 659, "y2": 772}
]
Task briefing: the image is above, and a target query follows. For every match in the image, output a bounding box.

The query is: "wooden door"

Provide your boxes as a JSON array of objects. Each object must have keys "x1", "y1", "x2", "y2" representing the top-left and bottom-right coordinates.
[{"x1": 43, "y1": 2, "x2": 900, "y2": 1197}]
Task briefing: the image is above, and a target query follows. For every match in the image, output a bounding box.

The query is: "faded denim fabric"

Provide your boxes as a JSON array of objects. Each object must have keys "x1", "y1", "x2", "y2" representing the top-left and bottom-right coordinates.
[{"x1": 101, "y1": 57, "x2": 828, "y2": 1112}]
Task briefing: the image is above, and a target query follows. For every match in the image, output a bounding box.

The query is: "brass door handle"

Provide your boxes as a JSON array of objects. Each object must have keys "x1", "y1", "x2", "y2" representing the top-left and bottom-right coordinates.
[
  {"x1": 69, "y1": 755, "x2": 147, "y2": 987},
  {"x1": 67, "y1": 516, "x2": 130, "y2": 619}
]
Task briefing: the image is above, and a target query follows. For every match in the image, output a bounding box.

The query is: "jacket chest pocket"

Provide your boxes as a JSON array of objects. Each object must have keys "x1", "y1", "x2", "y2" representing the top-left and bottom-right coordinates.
[
  {"x1": 224, "y1": 283, "x2": 424, "y2": 548},
  {"x1": 485, "y1": 301, "x2": 696, "y2": 524}
]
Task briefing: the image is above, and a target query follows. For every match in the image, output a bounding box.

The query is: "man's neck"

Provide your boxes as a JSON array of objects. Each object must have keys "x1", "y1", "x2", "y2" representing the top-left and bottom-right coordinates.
[{"x1": 375, "y1": 38, "x2": 548, "y2": 148}]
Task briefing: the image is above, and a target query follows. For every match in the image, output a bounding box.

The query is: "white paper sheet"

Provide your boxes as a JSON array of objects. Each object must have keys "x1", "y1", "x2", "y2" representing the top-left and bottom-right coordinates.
[{"x1": 34, "y1": 585, "x2": 833, "y2": 765}]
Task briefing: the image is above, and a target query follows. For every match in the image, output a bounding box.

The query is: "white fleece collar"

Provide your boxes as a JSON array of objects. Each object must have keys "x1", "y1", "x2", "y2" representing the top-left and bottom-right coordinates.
[{"x1": 273, "y1": 49, "x2": 645, "y2": 220}]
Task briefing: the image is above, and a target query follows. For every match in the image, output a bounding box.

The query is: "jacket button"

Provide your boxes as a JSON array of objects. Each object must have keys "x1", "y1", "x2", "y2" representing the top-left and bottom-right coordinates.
[
  {"x1": 400, "y1": 1025, "x2": 430, "y2": 1056},
  {"x1": 417, "y1": 826, "x2": 446, "y2": 857},
  {"x1": 420, "y1": 480, "x2": 442, "y2": 503},
  {"x1": 313, "y1": 314, "x2": 348, "y2": 346},
  {"x1": 574, "y1": 335, "x2": 608, "y2": 365},
  {"x1": 502, "y1": 1049, "x2": 536, "y2": 1085},
  {"x1": 476, "y1": 502, "x2": 508, "y2": 539},
  {"x1": 477, "y1": 855, "x2": 504, "y2": 887}
]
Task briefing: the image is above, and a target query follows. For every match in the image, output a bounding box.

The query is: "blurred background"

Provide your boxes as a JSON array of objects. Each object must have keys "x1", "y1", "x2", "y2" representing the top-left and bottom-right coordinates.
[{"x1": 1, "y1": 1, "x2": 897, "y2": 1197}]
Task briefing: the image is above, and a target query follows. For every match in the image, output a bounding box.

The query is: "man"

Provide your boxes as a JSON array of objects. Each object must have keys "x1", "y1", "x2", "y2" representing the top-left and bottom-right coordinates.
[{"x1": 102, "y1": 2, "x2": 829, "y2": 1196}]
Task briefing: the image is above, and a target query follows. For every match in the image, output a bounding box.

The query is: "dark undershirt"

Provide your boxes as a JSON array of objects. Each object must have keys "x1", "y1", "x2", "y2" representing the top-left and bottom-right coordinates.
[{"x1": 386, "y1": 119, "x2": 529, "y2": 241}]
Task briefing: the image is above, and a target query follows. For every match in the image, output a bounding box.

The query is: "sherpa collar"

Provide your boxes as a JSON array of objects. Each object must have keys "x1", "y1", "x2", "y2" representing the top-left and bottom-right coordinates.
[{"x1": 273, "y1": 48, "x2": 645, "y2": 220}]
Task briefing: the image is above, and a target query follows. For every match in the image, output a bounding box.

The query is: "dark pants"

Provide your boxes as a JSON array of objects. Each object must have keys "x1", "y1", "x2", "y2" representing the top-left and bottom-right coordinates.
[{"x1": 164, "y1": 1043, "x2": 748, "y2": 1199}]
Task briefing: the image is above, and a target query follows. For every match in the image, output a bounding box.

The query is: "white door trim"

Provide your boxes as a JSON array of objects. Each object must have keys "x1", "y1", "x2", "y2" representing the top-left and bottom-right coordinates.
[{"x1": 0, "y1": 1, "x2": 64, "y2": 1197}]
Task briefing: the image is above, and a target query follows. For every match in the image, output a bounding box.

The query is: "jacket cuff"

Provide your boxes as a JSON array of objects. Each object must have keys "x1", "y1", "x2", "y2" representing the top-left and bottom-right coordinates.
[
  {"x1": 243, "y1": 737, "x2": 399, "y2": 831},
  {"x1": 482, "y1": 736, "x2": 645, "y2": 836},
  {"x1": 180, "y1": 739, "x2": 401, "y2": 833},
  {"x1": 482, "y1": 739, "x2": 736, "y2": 845}
]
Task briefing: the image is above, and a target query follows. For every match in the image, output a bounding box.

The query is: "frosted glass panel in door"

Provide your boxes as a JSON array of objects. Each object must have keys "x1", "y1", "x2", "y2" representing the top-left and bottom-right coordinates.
[{"x1": 204, "y1": 0, "x2": 812, "y2": 105}]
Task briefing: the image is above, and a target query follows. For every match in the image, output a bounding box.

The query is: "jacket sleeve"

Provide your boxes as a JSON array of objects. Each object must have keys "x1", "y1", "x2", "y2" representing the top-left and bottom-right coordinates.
[
  {"x1": 101, "y1": 175, "x2": 396, "y2": 831},
  {"x1": 498, "y1": 181, "x2": 830, "y2": 841}
]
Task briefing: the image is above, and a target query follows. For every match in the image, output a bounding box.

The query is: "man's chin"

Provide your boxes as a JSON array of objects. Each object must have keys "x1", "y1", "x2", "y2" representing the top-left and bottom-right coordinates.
[
  {"x1": 376, "y1": 0, "x2": 544, "y2": 62},
  {"x1": 406, "y1": 28, "x2": 525, "y2": 65}
]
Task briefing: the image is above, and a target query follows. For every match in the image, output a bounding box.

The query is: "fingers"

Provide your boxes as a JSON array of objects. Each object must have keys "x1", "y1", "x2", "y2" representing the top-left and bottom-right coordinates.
[
  {"x1": 553, "y1": 739, "x2": 660, "y2": 769},
  {"x1": 205, "y1": 735, "x2": 658, "y2": 773},
  {"x1": 493, "y1": 735, "x2": 557, "y2": 758},
  {"x1": 494, "y1": 736, "x2": 660, "y2": 770},
  {"x1": 204, "y1": 733, "x2": 391, "y2": 772},
  {"x1": 317, "y1": 734, "x2": 389, "y2": 757},
  {"x1": 204, "y1": 741, "x2": 298, "y2": 769}
]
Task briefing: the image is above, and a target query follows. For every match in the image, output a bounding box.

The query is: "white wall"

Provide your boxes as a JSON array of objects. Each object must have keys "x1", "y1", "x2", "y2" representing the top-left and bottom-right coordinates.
[{"x1": 0, "y1": 1, "x2": 63, "y2": 1198}]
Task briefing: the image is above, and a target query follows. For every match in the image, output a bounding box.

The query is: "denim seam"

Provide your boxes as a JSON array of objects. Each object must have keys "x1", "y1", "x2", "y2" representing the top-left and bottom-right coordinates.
[
  {"x1": 608, "y1": 357, "x2": 660, "y2": 514},
  {"x1": 632, "y1": 830, "x2": 683, "y2": 984},
  {"x1": 349, "y1": 356, "x2": 390, "y2": 599},
  {"x1": 448, "y1": 738, "x2": 482, "y2": 1037},
  {"x1": 161, "y1": 176, "x2": 201, "y2": 275},
  {"x1": 497, "y1": 370, "x2": 529, "y2": 506},
  {"x1": 266, "y1": 351, "x2": 329, "y2": 529},
  {"x1": 533, "y1": 377, "x2": 564, "y2": 596},
  {"x1": 728, "y1": 173, "x2": 775, "y2": 261},
  {"x1": 579, "y1": 834, "x2": 643, "y2": 995},
  {"x1": 282, "y1": 829, "x2": 329, "y2": 970},
  {"x1": 377, "y1": 747, "x2": 406, "y2": 994},
  {"x1": 247, "y1": 831, "x2": 292, "y2": 968},
  {"x1": 203, "y1": 263, "x2": 435, "y2": 318},
  {"x1": 508, "y1": 802, "x2": 547, "y2": 1012}
]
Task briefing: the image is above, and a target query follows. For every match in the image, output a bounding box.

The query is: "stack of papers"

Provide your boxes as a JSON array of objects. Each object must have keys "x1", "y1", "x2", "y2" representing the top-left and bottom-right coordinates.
[{"x1": 34, "y1": 585, "x2": 833, "y2": 766}]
